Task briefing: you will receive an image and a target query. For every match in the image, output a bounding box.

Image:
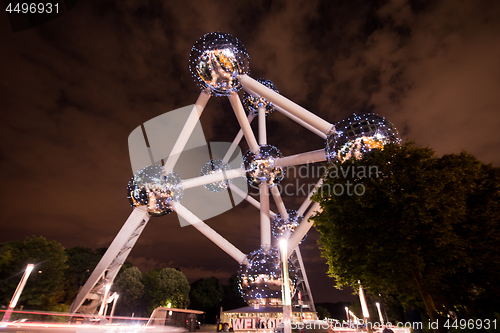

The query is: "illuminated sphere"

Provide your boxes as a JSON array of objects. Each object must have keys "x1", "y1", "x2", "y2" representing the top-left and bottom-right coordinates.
[
  {"x1": 127, "y1": 165, "x2": 183, "y2": 217},
  {"x1": 189, "y1": 32, "x2": 250, "y2": 96},
  {"x1": 243, "y1": 145, "x2": 285, "y2": 187},
  {"x1": 238, "y1": 247, "x2": 297, "y2": 303},
  {"x1": 326, "y1": 113, "x2": 401, "y2": 163},
  {"x1": 242, "y1": 79, "x2": 279, "y2": 116},
  {"x1": 271, "y1": 210, "x2": 307, "y2": 243},
  {"x1": 200, "y1": 159, "x2": 231, "y2": 192}
]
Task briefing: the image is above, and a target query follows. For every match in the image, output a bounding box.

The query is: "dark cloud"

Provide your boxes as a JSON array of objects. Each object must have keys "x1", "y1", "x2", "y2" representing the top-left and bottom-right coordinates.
[{"x1": 1, "y1": 0, "x2": 499, "y2": 306}]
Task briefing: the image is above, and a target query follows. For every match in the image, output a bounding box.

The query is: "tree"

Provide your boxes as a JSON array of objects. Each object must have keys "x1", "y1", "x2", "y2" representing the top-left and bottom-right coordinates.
[
  {"x1": 143, "y1": 267, "x2": 190, "y2": 314},
  {"x1": 0, "y1": 236, "x2": 67, "y2": 310},
  {"x1": 61, "y1": 246, "x2": 104, "y2": 304},
  {"x1": 221, "y1": 272, "x2": 247, "y2": 311},
  {"x1": 114, "y1": 266, "x2": 145, "y2": 316},
  {"x1": 190, "y1": 277, "x2": 224, "y2": 323},
  {"x1": 311, "y1": 142, "x2": 500, "y2": 331},
  {"x1": 316, "y1": 305, "x2": 331, "y2": 320}
]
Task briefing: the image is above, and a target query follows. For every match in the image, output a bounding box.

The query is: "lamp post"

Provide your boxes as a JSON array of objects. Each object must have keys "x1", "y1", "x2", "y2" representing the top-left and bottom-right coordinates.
[
  {"x1": 2, "y1": 264, "x2": 35, "y2": 322},
  {"x1": 98, "y1": 283, "x2": 112, "y2": 316},
  {"x1": 280, "y1": 238, "x2": 292, "y2": 333},
  {"x1": 109, "y1": 293, "x2": 119, "y2": 323},
  {"x1": 358, "y1": 284, "x2": 370, "y2": 332},
  {"x1": 376, "y1": 302, "x2": 384, "y2": 327}
]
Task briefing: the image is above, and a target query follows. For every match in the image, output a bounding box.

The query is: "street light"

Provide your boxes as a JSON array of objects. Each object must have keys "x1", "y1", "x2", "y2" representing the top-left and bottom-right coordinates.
[
  {"x1": 98, "y1": 283, "x2": 112, "y2": 316},
  {"x1": 376, "y1": 302, "x2": 384, "y2": 326},
  {"x1": 2, "y1": 264, "x2": 35, "y2": 322},
  {"x1": 280, "y1": 238, "x2": 292, "y2": 333}
]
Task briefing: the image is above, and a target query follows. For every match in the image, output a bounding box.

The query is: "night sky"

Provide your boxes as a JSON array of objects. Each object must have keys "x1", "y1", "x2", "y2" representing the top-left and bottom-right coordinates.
[{"x1": 1, "y1": 0, "x2": 500, "y2": 304}]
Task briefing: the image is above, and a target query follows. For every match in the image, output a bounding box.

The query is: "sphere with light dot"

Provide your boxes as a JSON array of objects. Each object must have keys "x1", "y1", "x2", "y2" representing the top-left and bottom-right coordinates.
[
  {"x1": 271, "y1": 209, "x2": 307, "y2": 243},
  {"x1": 237, "y1": 247, "x2": 297, "y2": 303},
  {"x1": 127, "y1": 165, "x2": 183, "y2": 217},
  {"x1": 189, "y1": 32, "x2": 250, "y2": 96},
  {"x1": 326, "y1": 113, "x2": 401, "y2": 163},
  {"x1": 243, "y1": 79, "x2": 279, "y2": 116},
  {"x1": 243, "y1": 145, "x2": 285, "y2": 187},
  {"x1": 200, "y1": 159, "x2": 231, "y2": 192}
]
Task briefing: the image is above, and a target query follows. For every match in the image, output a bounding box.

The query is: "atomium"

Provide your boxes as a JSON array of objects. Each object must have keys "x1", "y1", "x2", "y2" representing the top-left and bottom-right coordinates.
[
  {"x1": 238, "y1": 247, "x2": 297, "y2": 303},
  {"x1": 127, "y1": 165, "x2": 183, "y2": 217},
  {"x1": 271, "y1": 210, "x2": 306, "y2": 243},
  {"x1": 243, "y1": 79, "x2": 279, "y2": 116},
  {"x1": 188, "y1": 32, "x2": 250, "y2": 96},
  {"x1": 243, "y1": 145, "x2": 285, "y2": 187},
  {"x1": 199, "y1": 159, "x2": 231, "y2": 192},
  {"x1": 72, "y1": 32, "x2": 406, "y2": 315},
  {"x1": 326, "y1": 113, "x2": 401, "y2": 163}
]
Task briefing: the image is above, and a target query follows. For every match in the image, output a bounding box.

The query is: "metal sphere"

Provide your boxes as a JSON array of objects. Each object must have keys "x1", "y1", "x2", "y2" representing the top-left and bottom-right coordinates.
[
  {"x1": 242, "y1": 79, "x2": 279, "y2": 116},
  {"x1": 238, "y1": 247, "x2": 297, "y2": 303},
  {"x1": 326, "y1": 113, "x2": 401, "y2": 163},
  {"x1": 200, "y1": 159, "x2": 231, "y2": 192},
  {"x1": 271, "y1": 210, "x2": 307, "y2": 243},
  {"x1": 243, "y1": 145, "x2": 285, "y2": 188},
  {"x1": 127, "y1": 165, "x2": 183, "y2": 217},
  {"x1": 188, "y1": 32, "x2": 250, "y2": 96}
]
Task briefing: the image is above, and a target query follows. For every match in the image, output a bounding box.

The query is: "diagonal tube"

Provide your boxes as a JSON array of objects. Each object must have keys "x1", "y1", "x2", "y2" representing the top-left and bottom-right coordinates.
[
  {"x1": 222, "y1": 114, "x2": 255, "y2": 164},
  {"x1": 287, "y1": 202, "x2": 321, "y2": 256},
  {"x1": 172, "y1": 202, "x2": 247, "y2": 264},
  {"x1": 164, "y1": 91, "x2": 211, "y2": 173},
  {"x1": 228, "y1": 183, "x2": 277, "y2": 218},
  {"x1": 228, "y1": 92, "x2": 260, "y2": 153},
  {"x1": 297, "y1": 178, "x2": 324, "y2": 216},
  {"x1": 239, "y1": 75, "x2": 333, "y2": 135},
  {"x1": 270, "y1": 186, "x2": 289, "y2": 220},
  {"x1": 275, "y1": 149, "x2": 327, "y2": 168}
]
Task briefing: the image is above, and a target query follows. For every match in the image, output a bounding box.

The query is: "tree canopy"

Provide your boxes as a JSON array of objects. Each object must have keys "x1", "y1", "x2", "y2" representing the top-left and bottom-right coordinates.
[
  {"x1": 114, "y1": 266, "x2": 145, "y2": 316},
  {"x1": 0, "y1": 236, "x2": 67, "y2": 310},
  {"x1": 189, "y1": 277, "x2": 224, "y2": 323},
  {"x1": 143, "y1": 267, "x2": 190, "y2": 313},
  {"x1": 312, "y1": 142, "x2": 500, "y2": 325}
]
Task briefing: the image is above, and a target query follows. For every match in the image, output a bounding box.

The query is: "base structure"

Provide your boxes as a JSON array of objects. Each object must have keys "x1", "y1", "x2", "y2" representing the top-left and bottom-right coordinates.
[{"x1": 69, "y1": 207, "x2": 150, "y2": 314}]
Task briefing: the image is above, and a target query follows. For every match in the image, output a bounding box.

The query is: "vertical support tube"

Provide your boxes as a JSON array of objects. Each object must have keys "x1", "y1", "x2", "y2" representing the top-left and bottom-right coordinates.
[
  {"x1": 280, "y1": 238, "x2": 292, "y2": 333},
  {"x1": 164, "y1": 91, "x2": 211, "y2": 173},
  {"x1": 258, "y1": 106, "x2": 266, "y2": 145},
  {"x1": 260, "y1": 183, "x2": 271, "y2": 250},
  {"x1": 228, "y1": 183, "x2": 277, "y2": 219}
]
